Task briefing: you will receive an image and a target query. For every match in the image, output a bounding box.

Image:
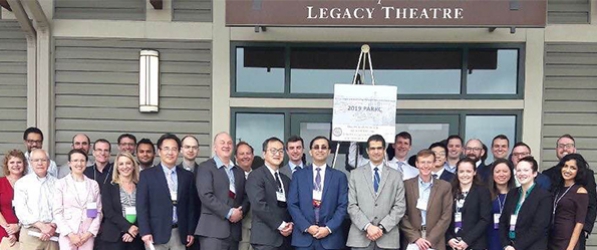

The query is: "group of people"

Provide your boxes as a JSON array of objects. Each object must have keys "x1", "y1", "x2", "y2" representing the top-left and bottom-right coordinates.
[{"x1": 0, "y1": 126, "x2": 594, "y2": 250}]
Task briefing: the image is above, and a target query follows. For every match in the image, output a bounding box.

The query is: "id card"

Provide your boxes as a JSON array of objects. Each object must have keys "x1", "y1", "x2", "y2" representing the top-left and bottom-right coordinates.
[
  {"x1": 170, "y1": 191, "x2": 178, "y2": 202},
  {"x1": 87, "y1": 202, "x2": 98, "y2": 218},
  {"x1": 125, "y1": 206, "x2": 137, "y2": 224},
  {"x1": 276, "y1": 191, "x2": 286, "y2": 202},
  {"x1": 493, "y1": 213, "x2": 501, "y2": 229},
  {"x1": 416, "y1": 198, "x2": 428, "y2": 211},
  {"x1": 313, "y1": 191, "x2": 322, "y2": 201},
  {"x1": 509, "y1": 215, "x2": 517, "y2": 231}
]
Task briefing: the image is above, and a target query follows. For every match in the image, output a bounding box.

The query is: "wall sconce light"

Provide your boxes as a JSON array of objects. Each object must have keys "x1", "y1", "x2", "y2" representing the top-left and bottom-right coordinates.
[{"x1": 139, "y1": 50, "x2": 160, "y2": 112}]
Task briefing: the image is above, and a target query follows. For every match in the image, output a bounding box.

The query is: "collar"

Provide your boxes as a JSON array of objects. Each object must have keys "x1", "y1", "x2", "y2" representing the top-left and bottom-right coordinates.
[
  {"x1": 433, "y1": 167, "x2": 445, "y2": 178},
  {"x1": 369, "y1": 161, "x2": 383, "y2": 171},
  {"x1": 264, "y1": 163, "x2": 279, "y2": 176},
  {"x1": 418, "y1": 176, "x2": 433, "y2": 187},
  {"x1": 215, "y1": 156, "x2": 234, "y2": 169},
  {"x1": 519, "y1": 182, "x2": 536, "y2": 196},
  {"x1": 161, "y1": 163, "x2": 176, "y2": 174},
  {"x1": 289, "y1": 161, "x2": 303, "y2": 171},
  {"x1": 312, "y1": 163, "x2": 326, "y2": 170},
  {"x1": 475, "y1": 160, "x2": 481, "y2": 167}
]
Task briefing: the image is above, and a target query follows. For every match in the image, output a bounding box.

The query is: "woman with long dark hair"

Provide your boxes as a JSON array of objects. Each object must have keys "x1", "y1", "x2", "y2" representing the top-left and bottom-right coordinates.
[
  {"x1": 486, "y1": 159, "x2": 516, "y2": 250},
  {"x1": 446, "y1": 158, "x2": 492, "y2": 250},
  {"x1": 549, "y1": 153, "x2": 588, "y2": 250}
]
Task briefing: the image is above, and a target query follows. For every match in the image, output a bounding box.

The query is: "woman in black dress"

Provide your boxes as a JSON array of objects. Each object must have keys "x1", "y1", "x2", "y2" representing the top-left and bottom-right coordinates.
[{"x1": 549, "y1": 153, "x2": 589, "y2": 250}]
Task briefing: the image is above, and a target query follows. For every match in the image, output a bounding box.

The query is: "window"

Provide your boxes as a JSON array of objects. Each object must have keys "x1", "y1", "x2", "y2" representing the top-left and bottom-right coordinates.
[
  {"x1": 465, "y1": 115, "x2": 517, "y2": 163},
  {"x1": 233, "y1": 43, "x2": 523, "y2": 98},
  {"x1": 234, "y1": 113, "x2": 285, "y2": 152}
]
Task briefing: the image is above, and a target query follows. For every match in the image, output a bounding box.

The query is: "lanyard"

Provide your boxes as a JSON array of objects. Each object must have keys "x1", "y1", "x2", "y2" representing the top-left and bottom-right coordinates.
[
  {"x1": 553, "y1": 184, "x2": 575, "y2": 215},
  {"x1": 94, "y1": 164, "x2": 111, "y2": 185},
  {"x1": 497, "y1": 193, "x2": 507, "y2": 214}
]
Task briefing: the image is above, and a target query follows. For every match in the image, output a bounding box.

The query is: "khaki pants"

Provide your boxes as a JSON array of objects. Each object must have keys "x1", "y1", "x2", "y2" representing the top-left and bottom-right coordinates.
[{"x1": 19, "y1": 228, "x2": 59, "y2": 250}]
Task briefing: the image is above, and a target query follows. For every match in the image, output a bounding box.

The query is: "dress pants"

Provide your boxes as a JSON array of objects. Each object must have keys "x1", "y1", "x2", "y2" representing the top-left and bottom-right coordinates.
[
  {"x1": 154, "y1": 228, "x2": 185, "y2": 250},
  {"x1": 199, "y1": 235, "x2": 239, "y2": 250},
  {"x1": 295, "y1": 239, "x2": 331, "y2": 250},
  {"x1": 19, "y1": 228, "x2": 59, "y2": 250},
  {"x1": 102, "y1": 236, "x2": 144, "y2": 250},
  {"x1": 351, "y1": 242, "x2": 397, "y2": 250}
]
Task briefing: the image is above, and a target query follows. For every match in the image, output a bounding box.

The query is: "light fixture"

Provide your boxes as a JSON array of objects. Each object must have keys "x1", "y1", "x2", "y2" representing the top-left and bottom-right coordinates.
[{"x1": 139, "y1": 49, "x2": 160, "y2": 112}]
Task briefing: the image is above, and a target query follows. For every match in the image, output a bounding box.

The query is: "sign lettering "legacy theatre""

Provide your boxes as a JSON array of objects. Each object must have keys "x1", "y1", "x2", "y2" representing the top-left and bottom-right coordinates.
[
  {"x1": 226, "y1": 0, "x2": 546, "y2": 27},
  {"x1": 307, "y1": 6, "x2": 463, "y2": 20}
]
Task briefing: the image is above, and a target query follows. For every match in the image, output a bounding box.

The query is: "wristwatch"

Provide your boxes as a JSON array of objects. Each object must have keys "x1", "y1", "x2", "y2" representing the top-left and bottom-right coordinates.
[{"x1": 378, "y1": 224, "x2": 387, "y2": 233}]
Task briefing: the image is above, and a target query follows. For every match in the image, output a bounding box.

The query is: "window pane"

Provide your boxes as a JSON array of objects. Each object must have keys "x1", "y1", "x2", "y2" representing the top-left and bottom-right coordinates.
[
  {"x1": 467, "y1": 49, "x2": 518, "y2": 94},
  {"x1": 465, "y1": 115, "x2": 516, "y2": 163},
  {"x1": 235, "y1": 113, "x2": 284, "y2": 153},
  {"x1": 290, "y1": 48, "x2": 461, "y2": 94},
  {"x1": 394, "y1": 123, "x2": 451, "y2": 160},
  {"x1": 236, "y1": 47, "x2": 285, "y2": 93}
]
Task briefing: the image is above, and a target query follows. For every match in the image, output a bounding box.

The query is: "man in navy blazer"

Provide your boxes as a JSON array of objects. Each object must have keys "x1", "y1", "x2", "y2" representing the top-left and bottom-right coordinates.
[
  {"x1": 288, "y1": 136, "x2": 349, "y2": 250},
  {"x1": 429, "y1": 142, "x2": 455, "y2": 183},
  {"x1": 137, "y1": 133, "x2": 199, "y2": 250}
]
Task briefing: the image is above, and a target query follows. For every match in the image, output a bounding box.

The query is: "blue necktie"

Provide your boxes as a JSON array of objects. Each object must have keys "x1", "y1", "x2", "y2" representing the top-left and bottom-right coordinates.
[
  {"x1": 374, "y1": 167, "x2": 380, "y2": 193},
  {"x1": 314, "y1": 168, "x2": 322, "y2": 191}
]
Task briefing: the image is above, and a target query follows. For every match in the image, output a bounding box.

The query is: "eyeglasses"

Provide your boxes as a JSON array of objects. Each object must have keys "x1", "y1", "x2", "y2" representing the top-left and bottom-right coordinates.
[
  {"x1": 268, "y1": 148, "x2": 284, "y2": 155},
  {"x1": 557, "y1": 143, "x2": 574, "y2": 150},
  {"x1": 26, "y1": 140, "x2": 42, "y2": 145},
  {"x1": 465, "y1": 147, "x2": 482, "y2": 152},
  {"x1": 512, "y1": 152, "x2": 530, "y2": 158},
  {"x1": 312, "y1": 145, "x2": 329, "y2": 151},
  {"x1": 119, "y1": 143, "x2": 135, "y2": 147},
  {"x1": 161, "y1": 147, "x2": 179, "y2": 153}
]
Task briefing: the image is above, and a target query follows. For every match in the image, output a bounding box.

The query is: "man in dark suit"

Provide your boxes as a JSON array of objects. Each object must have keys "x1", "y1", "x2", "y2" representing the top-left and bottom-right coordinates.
[
  {"x1": 179, "y1": 135, "x2": 200, "y2": 175},
  {"x1": 429, "y1": 142, "x2": 455, "y2": 183},
  {"x1": 542, "y1": 134, "x2": 596, "y2": 250},
  {"x1": 280, "y1": 135, "x2": 305, "y2": 180},
  {"x1": 464, "y1": 139, "x2": 489, "y2": 182},
  {"x1": 137, "y1": 133, "x2": 199, "y2": 250},
  {"x1": 196, "y1": 132, "x2": 250, "y2": 249},
  {"x1": 288, "y1": 136, "x2": 348, "y2": 250},
  {"x1": 246, "y1": 137, "x2": 293, "y2": 250}
]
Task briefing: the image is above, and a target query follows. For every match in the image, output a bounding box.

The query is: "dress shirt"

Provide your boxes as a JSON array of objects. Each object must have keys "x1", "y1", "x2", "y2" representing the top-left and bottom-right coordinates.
[
  {"x1": 418, "y1": 177, "x2": 433, "y2": 227},
  {"x1": 215, "y1": 156, "x2": 238, "y2": 220},
  {"x1": 444, "y1": 163, "x2": 457, "y2": 174},
  {"x1": 25, "y1": 151, "x2": 58, "y2": 178},
  {"x1": 289, "y1": 161, "x2": 303, "y2": 173},
  {"x1": 389, "y1": 158, "x2": 419, "y2": 180},
  {"x1": 13, "y1": 173, "x2": 57, "y2": 227},
  {"x1": 264, "y1": 164, "x2": 288, "y2": 230},
  {"x1": 244, "y1": 169, "x2": 252, "y2": 180},
  {"x1": 475, "y1": 160, "x2": 482, "y2": 168},
  {"x1": 369, "y1": 162, "x2": 383, "y2": 183},
  {"x1": 182, "y1": 162, "x2": 195, "y2": 172},
  {"x1": 432, "y1": 167, "x2": 445, "y2": 180}
]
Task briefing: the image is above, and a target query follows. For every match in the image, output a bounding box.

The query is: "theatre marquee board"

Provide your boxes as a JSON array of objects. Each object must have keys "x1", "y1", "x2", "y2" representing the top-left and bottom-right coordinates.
[
  {"x1": 226, "y1": 0, "x2": 547, "y2": 27},
  {"x1": 332, "y1": 84, "x2": 397, "y2": 143}
]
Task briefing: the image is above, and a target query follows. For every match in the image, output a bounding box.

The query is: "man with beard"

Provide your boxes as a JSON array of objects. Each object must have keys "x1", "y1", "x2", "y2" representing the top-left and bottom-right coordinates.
[
  {"x1": 136, "y1": 138, "x2": 155, "y2": 171},
  {"x1": 463, "y1": 139, "x2": 489, "y2": 182},
  {"x1": 236, "y1": 141, "x2": 256, "y2": 250},
  {"x1": 542, "y1": 134, "x2": 596, "y2": 250},
  {"x1": 58, "y1": 133, "x2": 93, "y2": 178},
  {"x1": 23, "y1": 127, "x2": 58, "y2": 177}
]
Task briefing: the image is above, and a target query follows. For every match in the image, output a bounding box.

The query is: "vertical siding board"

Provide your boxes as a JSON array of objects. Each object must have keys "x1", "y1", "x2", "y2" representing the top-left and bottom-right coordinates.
[{"x1": 54, "y1": 38, "x2": 212, "y2": 164}]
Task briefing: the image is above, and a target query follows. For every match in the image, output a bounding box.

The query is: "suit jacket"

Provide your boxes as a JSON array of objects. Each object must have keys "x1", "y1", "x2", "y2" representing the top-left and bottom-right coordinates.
[
  {"x1": 245, "y1": 165, "x2": 292, "y2": 247},
  {"x1": 288, "y1": 165, "x2": 348, "y2": 249},
  {"x1": 400, "y1": 176, "x2": 453, "y2": 250},
  {"x1": 101, "y1": 183, "x2": 137, "y2": 242},
  {"x1": 439, "y1": 170, "x2": 455, "y2": 183},
  {"x1": 347, "y1": 163, "x2": 406, "y2": 249},
  {"x1": 498, "y1": 185, "x2": 552, "y2": 250},
  {"x1": 280, "y1": 163, "x2": 303, "y2": 180},
  {"x1": 195, "y1": 158, "x2": 249, "y2": 241},
  {"x1": 445, "y1": 185, "x2": 492, "y2": 249},
  {"x1": 544, "y1": 165, "x2": 597, "y2": 234},
  {"x1": 52, "y1": 175, "x2": 102, "y2": 237},
  {"x1": 476, "y1": 162, "x2": 490, "y2": 182},
  {"x1": 137, "y1": 165, "x2": 199, "y2": 245}
]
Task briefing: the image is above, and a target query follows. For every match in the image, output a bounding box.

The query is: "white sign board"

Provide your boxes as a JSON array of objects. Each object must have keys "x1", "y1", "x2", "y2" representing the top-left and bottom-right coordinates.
[{"x1": 332, "y1": 84, "x2": 397, "y2": 143}]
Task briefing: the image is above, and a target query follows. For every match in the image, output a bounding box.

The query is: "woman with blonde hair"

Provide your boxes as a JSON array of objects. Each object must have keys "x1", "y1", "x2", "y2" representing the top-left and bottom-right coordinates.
[
  {"x1": 0, "y1": 149, "x2": 27, "y2": 249},
  {"x1": 53, "y1": 149, "x2": 102, "y2": 249},
  {"x1": 100, "y1": 152, "x2": 143, "y2": 250}
]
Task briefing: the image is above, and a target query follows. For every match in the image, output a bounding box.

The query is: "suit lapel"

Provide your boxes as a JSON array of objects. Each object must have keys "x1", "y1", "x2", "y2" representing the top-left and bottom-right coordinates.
[
  {"x1": 376, "y1": 164, "x2": 390, "y2": 198},
  {"x1": 321, "y1": 166, "x2": 332, "y2": 200},
  {"x1": 305, "y1": 166, "x2": 314, "y2": 200},
  {"x1": 361, "y1": 166, "x2": 377, "y2": 199},
  {"x1": 427, "y1": 178, "x2": 438, "y2": 212}
]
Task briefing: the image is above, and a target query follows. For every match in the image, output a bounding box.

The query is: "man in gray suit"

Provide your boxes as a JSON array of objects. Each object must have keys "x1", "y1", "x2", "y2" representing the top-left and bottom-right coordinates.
[
  {"x1": 280, "y1": 135, "x2": 305, "y2": 179},
  {"x1": 347, "y1": 134, "x2": 406, "y2": 250},
  {"x1": 196, "y1": 132, "x2": 250, "y2": 249}
]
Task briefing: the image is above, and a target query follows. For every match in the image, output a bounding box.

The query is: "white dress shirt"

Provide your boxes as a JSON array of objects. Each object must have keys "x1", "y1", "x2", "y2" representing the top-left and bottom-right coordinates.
[
  {"x1": 13, "y1": 173, "x2": 57, "y2": 227},
  {"x1": 312, "y1": 163, "x2": 327, "y2": 201}
]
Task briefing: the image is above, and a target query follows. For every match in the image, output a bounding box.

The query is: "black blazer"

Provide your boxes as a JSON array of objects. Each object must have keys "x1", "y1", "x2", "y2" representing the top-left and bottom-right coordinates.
[
  {"x1": 245, "y1": 165, "x2": 292, "y2": 247},
  {"x1": 439, "y1": 170, "x2": 455, "y2": 183},
  {"x1": 137, "y1": 165, "x2": 199, "y2": 245},
  {"x1": 446, "y1": 185, "x2": 492, "y2": 249},
  {"x1": 544, "y1": 165, "x2": 597, "y2": 234},
  {"x1": 498, "y1": 185, "x2": 552, "y2": 250},
  {"x1": 101, "y1": 183, "x2": 136, "y2": 242}
]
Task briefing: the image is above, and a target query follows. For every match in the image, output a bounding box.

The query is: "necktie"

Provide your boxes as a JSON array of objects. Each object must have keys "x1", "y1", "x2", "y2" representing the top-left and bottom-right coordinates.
[
  {"x1": 166, "y1": 169, "x2": 178, "y2": 224},
  {"x1": 374, "y1": 167, "x2": 380, "y2": 193},
  {"x1": 293, "y1": 165, "x2": 302, "y2": 173},
  {"x1": 274, "y1": 172, "x2": 283, "y2": 192},
  {"x1": 432, "y1": 173, "x2": 438, "y2": 179},
  {"x1": 397, "y1": 161, "x2": 404, "y2": 173},
  {"x1": 167, "y1": 170, "x2": 176, "y2": 191},
  {"x1": 315, "y1": 168, "x2": 322, "y2": 191}
]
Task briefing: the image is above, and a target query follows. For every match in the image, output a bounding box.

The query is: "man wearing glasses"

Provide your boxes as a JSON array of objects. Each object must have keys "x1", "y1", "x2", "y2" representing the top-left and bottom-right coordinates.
[
  {"x1": 463, "y1": 139, "x2": 489, "y2": 181},
  {"x1": 117, "y1": 133, "x2": 137, "y2": 155},
  {"x1": 23, "y1": 127, "x2": 58, "y2": 177},
  {"x1": 287, "y1": 136, "x2": 349, "y2": 250},
  {"x1": 542, "y1": 134, "x2": 597, "y2": 250}
]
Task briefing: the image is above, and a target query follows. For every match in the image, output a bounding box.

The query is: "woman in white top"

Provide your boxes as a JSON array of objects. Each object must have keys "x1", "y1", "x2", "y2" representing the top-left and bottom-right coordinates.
[{"x1": 53, "y1": 149, "x2": 102, "y2": 249}]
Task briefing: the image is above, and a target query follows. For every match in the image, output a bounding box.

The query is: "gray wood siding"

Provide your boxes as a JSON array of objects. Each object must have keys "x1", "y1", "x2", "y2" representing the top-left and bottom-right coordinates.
[
  {"x1": 172, "y1": 0, "x2": 212, "y2": 22},
  {"x1": 54, "y1": 38, "x2": 212, "y2": 165},
  {"x1": 54, "y1": 0, "x2": 146, "y2": 20},
  {"x1": 548, "y1": 0, "x2": 590, "y2": 24},
  {"x1": 0, "y1": 21, "x2": 28, "y2": 165}
]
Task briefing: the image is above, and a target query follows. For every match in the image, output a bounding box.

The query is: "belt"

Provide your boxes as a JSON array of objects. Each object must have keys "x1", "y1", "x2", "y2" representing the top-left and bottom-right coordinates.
[{"x1": 172, "y1": 224, "x2": 178, "y2": 228}]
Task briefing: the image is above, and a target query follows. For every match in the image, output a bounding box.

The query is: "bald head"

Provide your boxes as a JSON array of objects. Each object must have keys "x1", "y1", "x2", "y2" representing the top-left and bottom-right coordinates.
[
  {"x1": 464, "y1": 139, "x2": 485, "y2": 162},
  {"x1": 72, "y1": 133, "x2": 91, "y2": 154},
  {"x1": 213, "y1": 132, "x2": 234, "y2": 162}
]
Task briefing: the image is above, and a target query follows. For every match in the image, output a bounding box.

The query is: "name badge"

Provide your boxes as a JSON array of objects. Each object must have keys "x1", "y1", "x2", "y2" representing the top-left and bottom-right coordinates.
[
  {"x1": 509, "y1": 215, "x2": 517, "y2": 231},
  {"x1": 456, "y1": 199, "x2": 465, "y2": 208},
  {"x1": 125, "y1": 207, "x2": 137, "y2": 224},
  {"x1": 493, "y1": 213, "x2": 501, "y2": 229},
  {"x1": 313, "y1": 191, "x2": 322, "y2": 201},
  {"x1": 170, "y1": 191, "x2": 178, "y2": 202},
  {"x1": 416, "y1": 198, "x2": 428, "y2": 211},
  {"x1": 454, "y1": 212, "x2": 462, "y2": 222},
  {"x1": 276, "y1": 191, "x2": 286, "y2": 202},
  {"x1": 87, "y1": 202, "x2": 98, "y2": 218}
]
